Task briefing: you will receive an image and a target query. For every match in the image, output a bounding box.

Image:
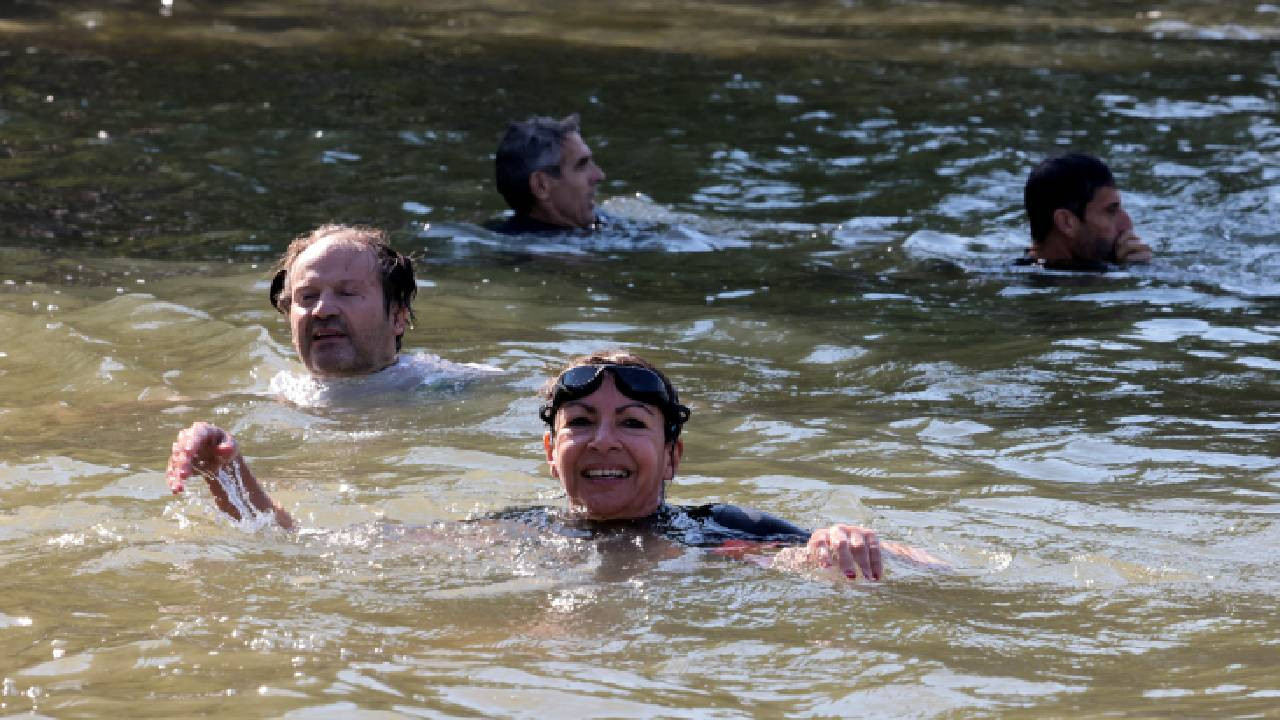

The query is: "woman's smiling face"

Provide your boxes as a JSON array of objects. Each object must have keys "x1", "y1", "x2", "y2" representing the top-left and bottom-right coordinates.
[{"x1": 544, "y1": 372, "x2": 682, "y2": 520}]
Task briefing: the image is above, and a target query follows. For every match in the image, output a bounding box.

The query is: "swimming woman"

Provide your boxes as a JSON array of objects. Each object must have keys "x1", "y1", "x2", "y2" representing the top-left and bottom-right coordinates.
[{"x1": 165, "y1": 350, "x2": 939, "y2": 580}]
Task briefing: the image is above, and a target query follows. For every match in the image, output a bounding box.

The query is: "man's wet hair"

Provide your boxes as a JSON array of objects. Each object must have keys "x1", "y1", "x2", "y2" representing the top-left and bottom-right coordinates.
[
  {"x1": 1024, "y1": 153, "x2": 1116, "y2": 244},
  {"x1": 268, "y1": 224, "x2": 417, "y2": 350},
  {"x1": 494, "y1": 113, "x2": 581, "y2": 215}
]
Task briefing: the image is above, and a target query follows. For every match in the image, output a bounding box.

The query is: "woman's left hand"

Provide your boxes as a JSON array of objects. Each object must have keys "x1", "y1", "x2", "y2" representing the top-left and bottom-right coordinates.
[{"x1": 807, "y1": 524, "x2": 883, "y2": 581}]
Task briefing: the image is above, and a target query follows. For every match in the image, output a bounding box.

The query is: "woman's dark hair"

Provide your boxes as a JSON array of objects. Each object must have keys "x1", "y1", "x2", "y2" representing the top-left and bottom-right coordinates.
[
  {"x1": 540, "y1": 349, "x2": 690, "y2": 442},
  {"x1": 268, "y1": 224, "x2": 417, "y2": 350}
]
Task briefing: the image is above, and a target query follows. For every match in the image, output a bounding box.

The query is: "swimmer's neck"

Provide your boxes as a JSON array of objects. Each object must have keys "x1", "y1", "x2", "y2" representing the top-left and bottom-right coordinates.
[
  {"x1": 527, "y1": 206, "x2": 597, "y2": 230},
  {"x1": 310, "y1": 355, "x2": 400, "y2": 381}
]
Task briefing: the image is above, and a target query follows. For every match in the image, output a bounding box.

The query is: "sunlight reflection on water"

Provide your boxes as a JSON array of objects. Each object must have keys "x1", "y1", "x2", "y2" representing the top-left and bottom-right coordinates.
[{"x1": 1, "y1": 0, "x2": 1279, "y2": 716}]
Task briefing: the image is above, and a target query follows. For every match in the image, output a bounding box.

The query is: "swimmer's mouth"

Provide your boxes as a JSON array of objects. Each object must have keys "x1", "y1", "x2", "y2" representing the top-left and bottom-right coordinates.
[
  {"x1": 583, "y1": 468, "x2": 630, "y2": 479},
  {"x1": 313, "y1": 329, "x2": 346, "y2": 341}
]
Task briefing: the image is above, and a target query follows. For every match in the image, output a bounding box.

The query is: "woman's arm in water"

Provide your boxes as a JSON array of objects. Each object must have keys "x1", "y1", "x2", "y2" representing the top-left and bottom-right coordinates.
[
  {"x1": 715, "y1": 524, "x2": 889, "y2": 581},
  {"x1": 701, "y1": 505, "x2": 945, "y2": 581},
  {"x1": 165, "y1": 421, "x2": 295, "y2": 530},
  {"x1": 798, "y1": 524, "x2": 946, "y2": 581}
]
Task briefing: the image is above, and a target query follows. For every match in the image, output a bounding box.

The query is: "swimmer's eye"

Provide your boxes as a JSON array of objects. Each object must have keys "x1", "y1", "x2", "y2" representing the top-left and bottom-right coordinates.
[
  {"x1": 564, "y1": 415, "x2": 594, "y2": 428},
  {"x1": 620, "y1": 417, "x2": 649, "y2": 430}
]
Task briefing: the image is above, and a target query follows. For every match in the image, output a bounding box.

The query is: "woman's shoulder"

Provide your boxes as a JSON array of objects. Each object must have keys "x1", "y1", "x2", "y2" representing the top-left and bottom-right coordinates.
[
  {"x1": 661, "y1": 503, "x2": 811, "y2": 545},
  {"x1": 472, "y1": 503, "x2": 811, "y2": 546}
]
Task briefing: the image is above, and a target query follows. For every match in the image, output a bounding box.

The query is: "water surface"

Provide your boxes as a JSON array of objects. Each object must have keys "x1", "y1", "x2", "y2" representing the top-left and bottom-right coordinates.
[{"x1": 1, "y1": 1, "x2": 1278, "y2": 716}]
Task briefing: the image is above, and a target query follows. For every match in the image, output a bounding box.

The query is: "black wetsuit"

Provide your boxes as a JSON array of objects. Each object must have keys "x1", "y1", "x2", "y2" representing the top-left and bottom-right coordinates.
[
  {"x1": 486, "y1": 503, "x2": 811, "y2": 548},
  {"x1": 485, "y1": 213, "x2": 605, "y2": 236},
  {"x1": 1013, "y1": 253, "x2": 1111, "y2": 273}
]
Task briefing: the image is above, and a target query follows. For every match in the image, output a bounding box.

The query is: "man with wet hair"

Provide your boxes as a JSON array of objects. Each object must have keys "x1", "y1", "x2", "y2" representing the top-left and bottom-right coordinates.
[
  {"x1": 267, "y1": 223, "x2": 416, "y2": 378},
  {"x1": 166, "y1": 224, "x2": 492, "y2": 509},
  {"x1": 1021, "y1": 153, "x2": 1153, "y2": 270},
  {"x1": 489, "y1": 113, "x2": 607, "y2": 234}
]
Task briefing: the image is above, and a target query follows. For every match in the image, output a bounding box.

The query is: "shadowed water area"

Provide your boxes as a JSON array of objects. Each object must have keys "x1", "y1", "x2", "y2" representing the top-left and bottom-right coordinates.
[{"x1": 2, "y1": 0, "x2": 1278, "y2": 716}]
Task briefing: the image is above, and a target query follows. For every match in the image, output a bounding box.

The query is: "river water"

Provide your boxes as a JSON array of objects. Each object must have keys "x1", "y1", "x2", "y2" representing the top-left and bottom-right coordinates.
[{"x1": 2, "y1": 1, "x2": 1278, "y2": 717}]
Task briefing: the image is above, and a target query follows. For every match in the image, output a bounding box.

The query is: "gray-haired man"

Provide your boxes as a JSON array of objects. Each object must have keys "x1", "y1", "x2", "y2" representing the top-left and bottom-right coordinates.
[{"x1": 489, "y1": 113, "x2": 606, "y2": 234}]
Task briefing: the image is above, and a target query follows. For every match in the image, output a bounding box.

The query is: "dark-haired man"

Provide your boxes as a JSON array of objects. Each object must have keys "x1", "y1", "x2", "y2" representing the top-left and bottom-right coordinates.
[
  {"x1": 1021, "y1": 153, "x2": 1153, "y2": 271},
  {"x1": 489, "y1": 113, "x2": 606, "y2": 234}
]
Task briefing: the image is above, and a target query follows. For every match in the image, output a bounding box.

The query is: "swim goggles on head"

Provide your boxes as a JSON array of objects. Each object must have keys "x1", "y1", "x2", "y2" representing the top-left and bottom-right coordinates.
[{"x1": 539, "y1": 364, "x2": 692, "y2": 439}]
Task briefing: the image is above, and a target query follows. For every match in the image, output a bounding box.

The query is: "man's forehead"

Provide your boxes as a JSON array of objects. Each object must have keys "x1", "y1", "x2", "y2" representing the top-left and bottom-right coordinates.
[
  {"x1": 290, "y1": 239, "x2": 379, "y2": 281},
  {"x1": 560, "y1": 132, "x2": 590, "y2": 160},
  {"x1": 1090, "y1": 186, "x2": 1121, "y2": 206}
]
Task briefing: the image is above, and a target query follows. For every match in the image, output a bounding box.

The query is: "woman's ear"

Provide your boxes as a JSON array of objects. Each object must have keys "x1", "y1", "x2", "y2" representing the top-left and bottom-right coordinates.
[
  {"x1": 544, "y1": 431, "x2": 559, "y2": 478},
  {"x1": 664, "y1": 439, "x2": 683, "y2": 482}
]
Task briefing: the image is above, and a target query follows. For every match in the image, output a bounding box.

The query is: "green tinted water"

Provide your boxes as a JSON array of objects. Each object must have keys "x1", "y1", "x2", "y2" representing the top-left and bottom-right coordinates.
[{"x1": 2, "y1": 2, "x2": 1278, "y2": 717}]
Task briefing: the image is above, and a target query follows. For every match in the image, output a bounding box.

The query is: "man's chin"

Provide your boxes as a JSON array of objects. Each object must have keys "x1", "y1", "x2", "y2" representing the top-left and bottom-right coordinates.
[
  {"x1": 305, "y1": 352, "x2": 361, "y2": 378},
  {"x1": 308, "y1": 352, "x2": 399, "y2": 378}
]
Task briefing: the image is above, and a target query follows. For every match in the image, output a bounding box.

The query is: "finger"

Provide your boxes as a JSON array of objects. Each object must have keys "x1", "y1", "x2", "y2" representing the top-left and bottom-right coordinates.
[
  {"x1": 834, "y1": 525, "x2": 878, "y2": 581},
  {"x1": 849, "y1": 528, "x2": 874, "y2": 581},
  {"x1": 166, "y1": 448, "x2": 191, "y2": 493},
  {"x1": 832, "y1": 526, "x2": 863, "y2": 580},
  {"x1": 867, "y1": 532, "x2": 883, "y2": 581},
  {"x1": 176, "y1": 425, "x2": 198, "y2": 447},
  {"x1": 182, "y1": 427, "x2": 228, "y2": 471},
  {"x1": 1116, "y1": 235, "x2": 1152, "y2": 262},
  {"x1": 807, "y1": 530, "x2": 833, "y2": 567}
]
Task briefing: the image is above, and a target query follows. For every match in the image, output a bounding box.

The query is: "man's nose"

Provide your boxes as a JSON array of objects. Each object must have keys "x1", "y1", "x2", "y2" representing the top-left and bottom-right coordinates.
[
  {"x1": 1118, "y1": 209, "x2": 1133, "y2": 233},
  {"x1": 313, "y1": 289, "x2": 338, "y2": 316},
  {"x1": 592, "y1": 163, "x2": 605, "y2": 184}
]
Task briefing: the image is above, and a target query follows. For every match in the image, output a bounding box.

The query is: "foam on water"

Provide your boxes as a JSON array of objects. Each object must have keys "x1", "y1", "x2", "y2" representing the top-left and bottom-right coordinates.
[
  {"x1": 267, "y1": 352, "x2": 500, "y2": 408},
  {"x1": 3, "y1": 2, "x2": 1280, "y2": 716},
  {"x1": 421, "y1": 195, "x2": 755, "y2": 256},
  {"x1": 1125, "y1": 318, "x2": 1279, "y2": 345}
]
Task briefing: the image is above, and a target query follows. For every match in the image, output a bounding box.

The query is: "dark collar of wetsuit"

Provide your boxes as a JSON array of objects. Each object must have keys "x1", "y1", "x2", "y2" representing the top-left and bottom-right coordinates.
[
  {"x1": 486, "y1": 213, "x2": 604, "y2": 236},
  {"x1": 1014, "y1": 251, "x2": 1111, "y2": 273}
]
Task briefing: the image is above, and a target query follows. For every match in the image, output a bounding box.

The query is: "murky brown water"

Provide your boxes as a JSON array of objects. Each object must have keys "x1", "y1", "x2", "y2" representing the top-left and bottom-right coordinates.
[{"x1": 2, "y1": 1, "x2": 1278, "y2": 716}]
